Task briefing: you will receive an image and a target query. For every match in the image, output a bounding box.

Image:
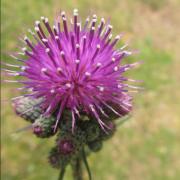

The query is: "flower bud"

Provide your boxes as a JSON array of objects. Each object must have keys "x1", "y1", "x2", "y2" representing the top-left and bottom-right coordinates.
[
  {"x1": 88, "y1": 140, "x2": 103, "y2": 152},
  {"x1": 58, "y1": 139, "x2": 75, "y2": 155},
  {"x1": 85, "y1": 121, "x2": 100, "y2": 142},
  {"x1": 13, "y1": 97, "x2": 43, "y2": 123},
  {"x1": 33, "y1": 115, "x2": 56, "y2": 138}
]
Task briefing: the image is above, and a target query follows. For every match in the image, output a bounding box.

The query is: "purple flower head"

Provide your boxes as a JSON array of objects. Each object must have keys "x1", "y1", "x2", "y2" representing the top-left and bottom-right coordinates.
[{"x1": 6, "y1": 9, "x2": 142, "y2": 132}]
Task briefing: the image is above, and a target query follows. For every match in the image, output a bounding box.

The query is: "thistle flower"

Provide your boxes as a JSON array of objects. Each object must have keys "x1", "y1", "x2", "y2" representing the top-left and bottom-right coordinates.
[{"x1": 5, "y1": 9, "x2": 141, "y2": 133}]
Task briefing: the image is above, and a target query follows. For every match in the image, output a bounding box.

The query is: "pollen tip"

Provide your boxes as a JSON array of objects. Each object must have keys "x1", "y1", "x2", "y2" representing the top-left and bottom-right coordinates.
[
  {"x1": 93, "y1": 14, "x2": 97, "y2": 19},
  {"x1": 22, "y1": 47, "x2": 27, "y2": 52},
  {"x1": 35, "y1": 20, "x2": 40, "y2": 25},
  {"x1": 114, "y1": 66, "x2": 118, "y2": 71},
  {"x1": 97, "y1": 44, "x2": 101, "y2": 49},
  {"x1": 24, "y1": 36, "x2": 28, "y2": 41},
  {"x1": 42, "y1": 38, "x2": 48, "y2": 42},
  {"x1": 45, "y1": 17, "x2": 48, "y2": 23},
  {"x1": 109, "y1": 34, "x2": 113, "y2": 39},
  {"x1": 50, "y1": 89, "x2": 55, "y2": 94},
  {"x1": 76, "y1": 44, "x2": 80, "y2": 48},
  {"x1": 99, "y1": 86, "x2": 104, "y2": 92},
  {"x1": 97, "y1": 62, "x2": 102, "y2": 67},
  {"x1": 55, "y1": 36, "x2": 59, "y2": 40},
  {"x1": 108, "y1": 25, "x2": 113, "y2": 29},
  {"x1": 101, "y1": 18, "x2": 105, "y2": 23},
  {"x1": 34, "y1": 26, "x2": 39, "y2": 32},
  {"x1": 85, "y1": 72, "x2": 91, "y2": 77},
  {"x1": 57, "y1": 67, "x2": 62, "y2": 72},
  {"x1": 112, "y1": 57, "x2": 116, "y2": 62},
  {"x1": 73, "y1": 9, "x2": 78, "y2": 15},
  {"x1": 21, "y1": 66, "x2": 26, "y2": 71},
  {"x1": 115, "y1": 35, "x2": 120, "y2": 40},
  {"x1": 41, "y1": 67, "x2": 47, "y2": 73},
  {"x1": 61, "y1": 11, "x2": 66, "y2": 16},
  {"x1": 75, "y1": 59, "x2": 80, "y2": 64},
  {"x1": 41, "y1": 16, "x2": 45, "y2": 20},
  {"x1": 60, "y1": 51, "x2": 65, "y2": 55},
  {"x1": 62, "y1": 17, "x2": 66, "y2": 21},
  {"x1": 65, "y1": 83, "x2": 71, "y2": 88},
  {"x1": 46, "y1": 48, "x2": 50, "y2": 53}
]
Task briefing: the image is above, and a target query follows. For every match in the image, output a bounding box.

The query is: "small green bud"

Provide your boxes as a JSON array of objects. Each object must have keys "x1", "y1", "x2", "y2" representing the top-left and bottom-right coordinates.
[
  {"x1": 48, "y1": 146, "x2": 72, "y2": 169},
  {"x1": 33, "y1": 115, "x2": 56, "y2": 138},
  {"x1": 88, "y1": 140, "x2": 103, "y2": 152},
  {"x1": 85, "y1": 122, "x2": 100, "y2": 142}
]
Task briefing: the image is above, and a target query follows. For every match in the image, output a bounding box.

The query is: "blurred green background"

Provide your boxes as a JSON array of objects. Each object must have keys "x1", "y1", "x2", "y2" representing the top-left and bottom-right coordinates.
[{"x1": 1, "y1": 0, "x2": 180, "y2": 179}]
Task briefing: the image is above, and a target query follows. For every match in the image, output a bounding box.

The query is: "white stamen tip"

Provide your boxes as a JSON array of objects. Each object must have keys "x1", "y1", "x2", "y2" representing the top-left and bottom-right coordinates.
[
  {"x1": 83, "y1": 35, "x2": 86, "y2": 39},
  {"x1": 115, "y1": 35, "x2": 120, "y2": 40},
  {"x1": 55, "y1": 36, "x2": 59, "y2": 40},
  {"x1": 45, "y1": 18, "x2": 48, "y2": 23},
  {"x1": 66, "y1": 83, "x2": 71, "y2": 88},
  {"x1": 89, "y1": 104, "x2": 95, "y2": 111},
  {"x1": 108, "y1": 25, "x2": 113, "y2": 29},
  {"x1": 21, "y1": 66, "x2": 26, "y2": 71},
  {"x1": 92, "y1": 19, "x2": 97, "y2": 22},
  {"x1": 99, "y1": 87, "x2": 104, "y2": 92},
  {"x1": 35, "y1": 21, "x2": 40, "y2": 25},
  {"x1": 114, "y1": 66, "x2": 118, "y2": 71},
  {"x1": 42, "y1": 38, "x2": 48, "y2": 42},
  {"x1": 101, "y1": 18, "x2": 105, "y2": 23},
  {"x1": 123, "y1": 51, "x2": 132, "y2": 55},
  {"x1": 85, "y1": 72, "x2": 91, "y2": 77},
  {"x1": 41, "y1": 16, "x2": 45, "y2": 20},
  {"x1": 53, "y1": 25, "x2": 56, "y2": 29},
  {"x1": 60, "y1": 51, "x2": 64, "y2": 55},
  {"x1": 77, "y1": 23, "x2": 81, "y2": 27},
  {"x1": 61, "y1": 11, "x2": 66, "y2": 16},
  {"x1": 109, "y1": 34, "x2": 113, "y2": 39},
  {"x1": 57, "y1": 67, "x2": 62, "y2": 72},
  {"x1": 93, "y1": 14, "x2": 97, "y2": 19},
  {"x1": 46, "y1": 48, "x2": 50, "y2": 53},
  {"x1": 86, "y1": 17, "x2": 90, "y2": 22},
  {"x1": 97, "y1": 44, "x2": 101, "y2": 49},
  {"x1": 75, "y1": 59, "x2": 80, "y2": 64},
  {"x1": 112, "y1": 57, "x2": 116, "y2": 62},
  {"x1": 24, "y1": 36, "x2": 28, "y2": 41},
  {"x1": 76, "y1": 44, "x2": 80, "y2": 48},
  {"x1": 118, "y1": 84, "x2": 122, "y2": 88},
  {"x1": 41, "y1": 68, "x2": 47, "y2": 73},
  {"x1": 91, "y1": 27, "x2": 95, "y2": 30},
  {"x1": 34, "y1": 26, "x2": 39, "y2": 32},
  {"x1": 97, "y1": 62, "x2": 102, "y2": 67},
  {"x1": 62, "y1": 17, "x2": 66, "y2": 21},
  {"x1": 50, "y1": 89, "x2": 55, "y2": 94},
  {"x1": 73, "y1": 9, "x2": 78, "y2": 15},
  {"x1": 22, "y1": 47, "x2": 27, "y2": 52}
]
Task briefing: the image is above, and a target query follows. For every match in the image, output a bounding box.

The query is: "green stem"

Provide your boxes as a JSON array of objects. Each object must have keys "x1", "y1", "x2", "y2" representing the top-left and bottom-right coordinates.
[
  {"x1": 72, "y1": 157, "x2": 83, "y2": 180},
  {"x1": 58, "y1": 167, "x2": 66, "y2": 180},
  {"x1": 82, "y1": 148, "x2": 92, "y2": 180}
]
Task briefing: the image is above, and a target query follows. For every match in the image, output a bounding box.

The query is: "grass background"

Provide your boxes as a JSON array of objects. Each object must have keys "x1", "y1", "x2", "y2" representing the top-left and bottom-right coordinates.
[{"x1": 1, "y1": 0, "x2": 180, "y2": 179}]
